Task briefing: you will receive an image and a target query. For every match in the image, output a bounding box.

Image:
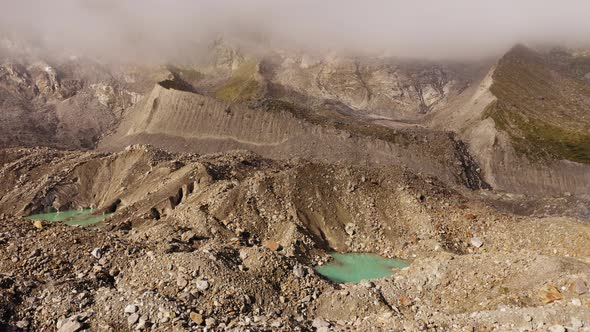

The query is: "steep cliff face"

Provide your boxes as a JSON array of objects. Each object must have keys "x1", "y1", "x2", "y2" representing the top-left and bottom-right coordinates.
[
  {"x1": 0, "y1": 146, "x2": 210, "y2": 217},
  {"x1": 3, "y1": 38, "x2": 587, "y2": 196},
  {"x1": 0, "y1": 47, "x2": 172, "y2": 149},
  {"x1": 175, "y1": 41, "x2": 486, "y2": 121},
  {"x1": 100, "y1": 83, "x2": 488, "y2": 189},
  {"x1": 486, "y1": 45, "x2": 590, "y2": 164},
  {"x1": 431, "y1": 45, "x2": 590, "y2": 196},
  {"x1": 266, "y1": 54, "x2": 482, "y2": 120}
]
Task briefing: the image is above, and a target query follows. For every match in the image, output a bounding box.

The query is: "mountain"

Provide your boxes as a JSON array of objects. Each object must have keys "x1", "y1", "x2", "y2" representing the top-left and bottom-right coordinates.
[
  {"x1": 99, "y1": 79, "x2": 488, "y2": 190},
  {"x1": 1, "y1": 145, "x2": 590, "y2": 331},
  {"x1": 2, "y1": 38, "x2": 590, "y2": 331},
  {"x1": 487, "y1": 45, "x2": 590, "y2": 164},
  {"x1": 3, "y1": 40, "x2": 588, "y2": 197},
  {"x1": 430, "y1": 45, "x2": 590, "y2": 196}
]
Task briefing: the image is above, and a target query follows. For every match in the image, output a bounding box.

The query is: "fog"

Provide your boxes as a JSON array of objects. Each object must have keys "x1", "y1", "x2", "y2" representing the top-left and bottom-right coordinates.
[{"x1": 1, "y1": 0, "x2": 590, "y2": 61}]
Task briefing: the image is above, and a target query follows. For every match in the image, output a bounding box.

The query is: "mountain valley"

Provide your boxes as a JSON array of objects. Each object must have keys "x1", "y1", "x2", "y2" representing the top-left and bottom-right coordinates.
[{"x1": 1, "y1": 35, "x2": 590, "y2": 332}]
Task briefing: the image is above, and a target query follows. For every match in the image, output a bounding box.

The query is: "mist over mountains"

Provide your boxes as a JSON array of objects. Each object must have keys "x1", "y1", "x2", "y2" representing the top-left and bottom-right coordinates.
[
  {"x1": 2, "y1": 1, "x2": 590, "y2": 331},
  {"x1": 2, "y1": 0, "x2": 590, "y2": 61}
]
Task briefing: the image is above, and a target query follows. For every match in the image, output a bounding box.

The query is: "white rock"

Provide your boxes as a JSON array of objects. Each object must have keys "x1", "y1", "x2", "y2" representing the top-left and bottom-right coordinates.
[
  {"x1": 196, "y1": 279, "x2": 210, "y2": 291},
  {"x1": 359, "y1": 279, "x2": 374, "y2": 288},
  {"x1": 293, "y1": 265, "x2": 305, "y2": 278},
  {"x1": 312, "y1": 318, "x2": 330, "y2": 328},
  {"x1": 91, "y1": 248, "x2": 102, "y2": 259},
  {"x1": 345, "y1": 223, "x2": 356, "y2": 236},
  {"x1": 125, "y1": 304, "x2": 138, "y2": 314},
  {"x1": 128, "y1": 313, "x2": 140, "y2": 325},
  {"x1": 205, "y1": 318, "x2": 216, "y2": 327},
  {"x1": 135, "y1": 317, "x2": 148, "y2": 330},
  {"x1": 548, "y1": 325, "x2": 566, "y2": 332},
  {"x1": 571, "y1": 317, "x2": 584, "y2": 330},
  {"x1": 470, "y1": 237, "x2": 483, "y2": 248},
  {"x1": 16, "y1": 321, "x2": 29, "y2": 328},
  {"x1": 58, "y1": 320, "x2": 82, "y2": 332}
]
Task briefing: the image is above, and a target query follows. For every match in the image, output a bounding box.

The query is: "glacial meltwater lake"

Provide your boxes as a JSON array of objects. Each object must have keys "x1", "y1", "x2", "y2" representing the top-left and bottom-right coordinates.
[
  {"x1": 315, "y1": 252, "x2": 409, "y2": 283},
  {"x1": 27, "y1": 209, "x2": 112, "y2": 226}
]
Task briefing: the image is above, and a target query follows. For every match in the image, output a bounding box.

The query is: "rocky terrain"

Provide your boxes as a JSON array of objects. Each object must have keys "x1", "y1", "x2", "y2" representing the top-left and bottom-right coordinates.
[
  {"x1": 1, "y1": 146, "x2": 590, "y2": 332},
  {"x1": 98, "y1": 81, "x2": 488, "y2": 191},
  {"x1": 0, "y1": 55, "x2": 151, "y2": 149},
  {"x1": 1, "y1": 36, "x2": 590, "y2": 332},
  {"x1": 429, "y1": 45, "x2": 590, "y2": 197}
]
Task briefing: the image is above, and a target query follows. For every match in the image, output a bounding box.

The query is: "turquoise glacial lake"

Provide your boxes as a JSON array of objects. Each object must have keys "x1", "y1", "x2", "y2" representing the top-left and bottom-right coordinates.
[
  {"x1": 28, "y1": 209, "x2": 112, "y2": 226},
  {"x1": 315, "y1": 252, "x2": 409, "y2": 283}
]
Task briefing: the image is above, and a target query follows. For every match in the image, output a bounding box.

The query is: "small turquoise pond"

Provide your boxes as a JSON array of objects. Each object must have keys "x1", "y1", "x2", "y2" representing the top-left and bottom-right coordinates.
[
  {"x1": 315, "y1": 253, "x2": 409, "y2": 283},
  {"x1": 28, "y1": 209, "x2": 112, "y2": 226}
]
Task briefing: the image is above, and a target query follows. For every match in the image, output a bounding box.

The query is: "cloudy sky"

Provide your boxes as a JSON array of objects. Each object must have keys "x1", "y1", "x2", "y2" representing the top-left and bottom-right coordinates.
[{"x1": 1, "y1": 0, "x2": 589, "y2": 60}]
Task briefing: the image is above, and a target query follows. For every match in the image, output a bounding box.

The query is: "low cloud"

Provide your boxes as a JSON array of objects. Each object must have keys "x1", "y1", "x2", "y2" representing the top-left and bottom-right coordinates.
[{"x1": 2, "y1": 0, "x2": 590, "y2": 61}]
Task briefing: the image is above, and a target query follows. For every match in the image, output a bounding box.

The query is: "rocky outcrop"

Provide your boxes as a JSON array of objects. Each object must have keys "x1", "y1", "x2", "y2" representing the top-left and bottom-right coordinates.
[
  {"x1": 101, "y1": 83, "x2": 488, "y2": 189},
  {"x1": 270, "y1": 54, "x2": 475, "y2": 119},
  {"x1": 210, "y1": 38, "x2": 247, "y2": 73},
  {"x1": 0, "y1": 63, "x2": 36, "y2": 96},
  {"x1": 0, "y1": 146, "x2": 210, "y2": 217},
  {"x1": 0, "y1": 53, "x2": 169, "y2": 149},
  {"x1": 431, "y1": 46, "x2": 590, "y2": 196}
]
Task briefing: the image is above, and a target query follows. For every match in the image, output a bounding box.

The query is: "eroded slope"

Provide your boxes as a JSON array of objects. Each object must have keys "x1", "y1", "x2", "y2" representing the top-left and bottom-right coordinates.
[
  {"x1": 100, "y1": 82, "x2": 488, "y2": 190},
  {"x1": 1, "y1": 147, "x2": 590, "y2": 331}
]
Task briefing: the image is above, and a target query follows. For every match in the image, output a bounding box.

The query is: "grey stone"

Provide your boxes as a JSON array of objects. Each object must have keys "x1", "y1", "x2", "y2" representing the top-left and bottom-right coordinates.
[
  {"x1": 360, "y1": 279, "x2": 374, "y2": 288},
  {"x1": 181, "y1": 231, "x2": 196, "y2": 242},
  {"x1": 91, "y1": 248, "x2": 102, "y2": 259},
  {"x1": 58, "y1": 320, "x2": 83, "y2": 332},
  {"x1": 470, "y1": 237, "x2": 483, "y2": 248},
  {"x1": 574, "y1": 279, "x2": 588, "y2": 295},
  {"x1": 205, "y1": 318, "x2": 216, "y2": 327},
  {"x1": 16, "y1": 321, "x2": 29, "y2": 328},
  {"x1": 548, "y1": 325, "x2": 566, "y2": 332},
  {"x1": 571, "y1": 317, "x2": 584, "y2": 330},
  {"x1": 196, "y1": 279, "x2": 209, "y2": 291},
  {"x1": 239, "y1": 251, "x2": 248, "y2": 260},
  {"x1": 135, "y1": 317, "x2": 148, "y2": 330},
  {"x1": 128, "y1": 313, "x2": 140, "y2": 325},
  {"x1": 176, "y1": 277, "x2": 188, "y2": 288},
  {"x1": 345, "y1": 223, "x2": 356, "y2": 236},
  {"x1": 124, "y1": 304, "x2": 138, "y2": 314},
  {"x1": 293, "y1": 265, "x2": 305, "y2": 278},
  {"x1": 312, "y1": 318, "x2": 330, "y2": 328}
]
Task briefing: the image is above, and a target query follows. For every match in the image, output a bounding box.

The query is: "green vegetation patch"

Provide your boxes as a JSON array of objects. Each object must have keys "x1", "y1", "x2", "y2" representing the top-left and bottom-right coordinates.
[
  {"x1": 484, "y1": 100, "x2": 590, "y2": 163},
  {"x1": 485, "y1": 45, "x2": 590, "y2": 164},
  {"x1": 214, "y1": 62, "x2": 260, "y2": 102}
]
